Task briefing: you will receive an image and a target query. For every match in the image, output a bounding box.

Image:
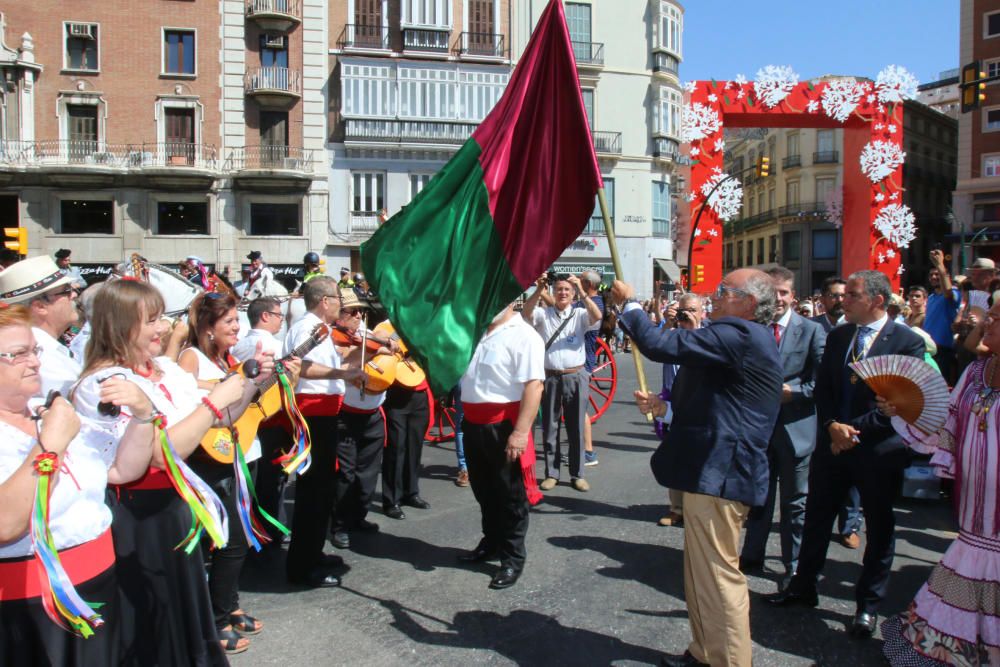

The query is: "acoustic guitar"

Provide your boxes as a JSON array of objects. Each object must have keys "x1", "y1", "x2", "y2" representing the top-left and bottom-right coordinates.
[
  {"x1": 200, "y1": 323, "x2": 329, "y2": 463},
  {"x1": 371, "y1": 320, "x2": 427, "y2": 388}
]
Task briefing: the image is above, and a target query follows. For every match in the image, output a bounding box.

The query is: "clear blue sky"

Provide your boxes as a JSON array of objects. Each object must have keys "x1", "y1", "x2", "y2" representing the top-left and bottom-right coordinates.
[{"x1": 681, "y1": 1, "x2": 958, "y2": 85}]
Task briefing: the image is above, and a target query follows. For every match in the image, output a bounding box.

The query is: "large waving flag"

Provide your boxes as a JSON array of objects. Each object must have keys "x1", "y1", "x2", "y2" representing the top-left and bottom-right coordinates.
[{"x1": 361, "y1": 0, "x2": 602, "y2": 395}]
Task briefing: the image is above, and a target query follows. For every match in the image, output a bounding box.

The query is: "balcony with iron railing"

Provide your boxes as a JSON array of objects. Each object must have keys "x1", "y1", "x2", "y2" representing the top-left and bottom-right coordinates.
[
  {"x1": 652, "y1": 51, "x2": 679, "y2": 76},
  {"x1": 338, "y1": 24, "x2": 390, "y2": 50},
  {"x1": 813, "y1": 151, "x2": 839, "y2": 164},
  {"x1": 343, "y1": 118, "x2": 477, "y2": 146},
  {"x1": 592, "y1": 131, "x2": 622, "y2": 156},
  {"x1": 402, "y1": 27, "x2": 450, "y2": 54},
  {"x1": 653, "y1": 136, "x2": 680, "y2": 161},
  {"x1": 245, "y1": 0, "x2": 300, "y2": 32},
  {"x1": 350, "y1": 212, "x2": 382, "y2": 235},
  {"x1": 582, "y1": 215, "x2": 607, "y2": 235},
  {"x1": 777, "y1": 202, "x2": 826, "y2": 218},
  {"x1": 225, "y1": 145, "x2": 312, "y2": 173},
  {"x1": 245, "y1": 66, "x2": 301, "y2": 106},
  {"x1": 0, "y1": 140, "x2": 219, "y2": 171},
  {"x1": 782, "y1": 154, "x2": 802, "y2": 169},
  {"x1": 458, "y1": 32, "x2": 505, "y2": 59},
  {"x1": 572, "y1": 41, "x2": 604, "y2": 68}
]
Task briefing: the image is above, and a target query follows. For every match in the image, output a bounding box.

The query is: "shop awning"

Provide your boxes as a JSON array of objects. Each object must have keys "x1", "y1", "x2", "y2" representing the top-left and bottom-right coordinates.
[{"x1": 654, "y1": 258, "x2": 682, "y2": 282}]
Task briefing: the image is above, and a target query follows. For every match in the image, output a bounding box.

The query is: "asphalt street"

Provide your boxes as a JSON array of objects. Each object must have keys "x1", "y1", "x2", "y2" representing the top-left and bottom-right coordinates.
[{"x1": 233, "y1": 352, "x2": 956, "y2": 666}]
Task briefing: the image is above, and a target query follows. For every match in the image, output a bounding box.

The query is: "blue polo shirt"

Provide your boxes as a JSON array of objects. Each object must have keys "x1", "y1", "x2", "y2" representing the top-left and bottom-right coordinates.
[{"x1": 924, "y1": 288, "x2": 960, "y2": 348}]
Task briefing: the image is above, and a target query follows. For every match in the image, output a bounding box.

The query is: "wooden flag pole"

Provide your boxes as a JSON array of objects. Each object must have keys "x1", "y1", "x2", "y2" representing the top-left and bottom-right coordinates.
[{"x1": 596, "y1": 187, "x2": 652, "y2": 420}]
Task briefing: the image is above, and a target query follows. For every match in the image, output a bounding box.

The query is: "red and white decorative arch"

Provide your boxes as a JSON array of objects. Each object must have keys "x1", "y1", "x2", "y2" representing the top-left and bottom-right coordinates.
[{"x1": 684, "y1": 65, "x2": 919, "y2": 291}]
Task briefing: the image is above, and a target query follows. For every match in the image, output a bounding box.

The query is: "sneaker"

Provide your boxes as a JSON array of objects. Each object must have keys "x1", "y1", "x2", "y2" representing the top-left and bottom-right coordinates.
[
  {"x1": 539, "y1": 477, "x2": 558, "y2": 491},
  {"x1": 840, "y1": 532, "x2": 861, "y2": 549},
  {"x1": 455, "y1": 469, "x2": 470, "y2": 487},
  {"x1": 571, "y1": 478, "x2": 590, "y2": 492},
  {"x1": 584, "y1": 451, "x2": 599, "y2": 467}
]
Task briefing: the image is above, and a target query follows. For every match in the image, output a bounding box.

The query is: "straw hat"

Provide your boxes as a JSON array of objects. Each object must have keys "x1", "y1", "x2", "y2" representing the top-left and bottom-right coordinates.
[{"x1": 0, "y1": 255, "x2": 75, "y2": 304}]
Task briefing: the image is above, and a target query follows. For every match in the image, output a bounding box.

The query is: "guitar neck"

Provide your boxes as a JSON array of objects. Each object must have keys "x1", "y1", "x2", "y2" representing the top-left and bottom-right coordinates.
[{"x1": 256, "y1": 334, "x2": 323, "y2": 392}]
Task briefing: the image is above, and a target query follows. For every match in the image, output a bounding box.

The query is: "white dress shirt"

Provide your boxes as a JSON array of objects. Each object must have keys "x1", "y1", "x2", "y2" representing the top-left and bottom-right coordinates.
[
  {"x1": 530, "y1": 305, "x2": 592, "y2": 370},
  {"x1": 285, "y1": 311, "x2": 344, "y2": 396},
  {"x1": 232, "y1": 328, "x2": 283, "y2": 362},
  {"x1": 461, "y1": 316, "x2": 545, "y2": 403},
  {"x1": 34, "y1": 326, "x2": 83, "y2": 397}
]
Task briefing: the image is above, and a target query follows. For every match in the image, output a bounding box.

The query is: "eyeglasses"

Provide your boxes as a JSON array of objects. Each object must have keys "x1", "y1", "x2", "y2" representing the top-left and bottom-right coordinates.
[
  {"x1": 714, "y1": 284, "x2": 749, "y2": 299},
  {"x1": 824, "y1": 293, "x2": 846, "y2": 300},
  {"x1": 0, "y1": 345, "x2": 42, "y2": 365},
  {"x1": 45, "y1": 287, "x2": 78, "y2": 301},
  {"x1": 323, "y1": 294, "x2": 341, "y2": 302},
  {"x1": 343, "y1": 308, "x2": 364, "y2": 317},
  {"x1": 263, "y1": 310, "x2": 283, "y2": 318},
  {"x1": 677, "y1": 307, "x2": 698, "y2": 313}
]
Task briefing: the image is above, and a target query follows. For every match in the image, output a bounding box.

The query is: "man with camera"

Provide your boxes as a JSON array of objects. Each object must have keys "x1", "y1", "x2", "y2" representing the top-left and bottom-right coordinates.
[{"x1": 522, "y1": 272, "x2": 601, "y2": 492}]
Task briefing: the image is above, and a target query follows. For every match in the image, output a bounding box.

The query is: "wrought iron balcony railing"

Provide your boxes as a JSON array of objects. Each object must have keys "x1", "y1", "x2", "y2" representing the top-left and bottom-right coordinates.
[
  {"x1": 0, "y1": 140, "x2": 219, "y2": 169},
  {"x1": 592, "y1": 131, "x2": 622, "y2": 155},
  {"x1": 652, "y1": 51, "x2": 679, "y2": 75},
  {"x1": 343, "y1": 118, "x2": 477, "y2": 145},
  {"x1": 225, "y1": 145, "x2": 312, "y2": 172},
  {"x1": 782, "y1": 154, "x2": 802, "y2": 169},
  {"x1": 402, "y1": 27, "x2": 450, "y2": 53},
  {"x1": 813, "y1": 151, "x2": 839, "y2": 164},
  {"x1": 245, "y1": 0, "x2": 300, "y2": 20},
  {"x1": 245, "y1": 66, "x2": 301, "y2": 95},
  {"x1": 338, "y1": 24, "x2": 389, "y2": 50},
  {"x1": 459, "y1": 32, "x2": 504, "y2": 58},
  {"x1": 572, "y1": 41, "x2": 604, "y2": 66}
]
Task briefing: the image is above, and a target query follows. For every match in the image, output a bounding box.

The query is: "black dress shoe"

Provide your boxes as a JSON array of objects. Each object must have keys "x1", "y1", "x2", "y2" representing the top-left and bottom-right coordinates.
[
  {"x1": 289, "y1": 569, "x2": 341, "y2": 588},
  {"x1": 401, "y1": 495, "x2": 431, "y2": 510},
  {"x1": 356, "y1": 519, "x2": 380, "y2": 533},
  {"x1": 849, "y1": 611, "x2": 877, "y2": 638},
  {"x1": 488, "y1": 566, "x2": 521, "y2": 589},
  {"x1": 765, "y1": 586, "x2": 818, "y2": 607},
  {"x1": 383, "y1": 505, "x2": 406, "y2": 520},
  {"x1": 660, "y1": 650, "x2": 709, "y2": 667},
  {"x1": 738, "y1": 557, "x2": 764, "y2": 574},
  {"x1": 331, "y1": 531, "x2": 350, "y2": 549},
  {"x1": 321, "y1": 554, "x2": 344, "y2": 568},
  {"x1": 457, "y1": 545, "x2": 498, "y2": 563}
]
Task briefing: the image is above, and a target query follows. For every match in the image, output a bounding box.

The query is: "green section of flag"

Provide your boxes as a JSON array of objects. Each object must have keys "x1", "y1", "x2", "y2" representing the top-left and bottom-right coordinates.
[{"x1": 361, "y1": 139, "x2": 523, "y2": 395}]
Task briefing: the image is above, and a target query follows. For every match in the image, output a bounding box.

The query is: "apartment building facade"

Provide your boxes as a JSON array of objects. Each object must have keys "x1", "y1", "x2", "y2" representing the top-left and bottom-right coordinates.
[
  {"x1": 954, "y1": 0, "x2": 1000, "y2": 271},
  {"x1": 0, "y1": 1, "x2": 328, "y2": 281},
  {"x1": 511, "y1": 0, "x2": 684, "y2": 298},
  {"x1": 723, "y1": 89, "x2": 956, "y2": 294},
  {"x1": 326, "y1": 0, "x2": 514, "y2": 271}
]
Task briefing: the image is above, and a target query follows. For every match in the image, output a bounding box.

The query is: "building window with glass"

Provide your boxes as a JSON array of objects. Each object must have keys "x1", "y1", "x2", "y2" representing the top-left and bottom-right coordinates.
[
  {"x1": 812, "y1": 230, "x2": 838, "y2": 260},
  {"x1": 756, "y1": 238, "x2": 764, "y2": 264},
  {"x1": 409, "y1": 173, "x2": 432, "y2": 201},
  {"x1": 655, "y1": 86, "x2": 682, "y2": 139},
  {"x1": 565, "y1": 3, "x2": 593, "y2": 63},
  {"x1": 737, "y1": 241, "x2": 744, "y2": 266},
  {"x1": 586, "y1": 178, "x2": 613, "y2": 235},
  {"x1": 157, "y1": 201, "x2": 208, "y2": 235},
  {"x1": 783, "y1": 230, "x2": 801, "y2": 262},
  {"x1": 61, "y1": 199, "x2": 113, "y2": 234},
  {"x1": 984, "y1": 155, "x2": 1000, "y2": 177},
  {"x1": 163, "y1": 29, "x2": 195, "y2": 75},
  {"x1": 652, "y1": 181, "x2": 670, "y2": 237},
  {"x1": 769, "y1": 235, "x2": 778, "y2": 263},
  {"x1": 249, "y1": 202, "x2": 300, "y2": 236},
  {"x1": 656, "y1": 1, "x2": 682, "y2": 56},
  {"x1": 65, "y1": 23, "x2": 99, "y2": 71}
]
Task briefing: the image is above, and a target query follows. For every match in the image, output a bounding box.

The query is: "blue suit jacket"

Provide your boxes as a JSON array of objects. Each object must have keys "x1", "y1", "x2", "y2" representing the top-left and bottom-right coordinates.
[
  {"x1": 621, "y1": 309, "x2": 783, "y2": 507},
  {"x1": 775, "y1": 312, "x2": 827, "y2": 457}
]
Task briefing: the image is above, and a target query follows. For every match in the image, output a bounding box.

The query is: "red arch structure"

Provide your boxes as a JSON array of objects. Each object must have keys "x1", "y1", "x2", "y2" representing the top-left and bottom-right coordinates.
[{"x1": 684, "y1": 67, "x2": 918, "y2": 292}]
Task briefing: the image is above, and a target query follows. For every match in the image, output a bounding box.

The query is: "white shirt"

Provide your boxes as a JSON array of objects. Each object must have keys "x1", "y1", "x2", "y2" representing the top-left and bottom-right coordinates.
[
  {"x1": 530, "y1": 305, "x2": 592, "y2": 370},
  {"x1": 232, "y1": 328, "x2": 283, "y2": 362},
  {"x1": 285, "y1": 311, "x2": 343, "y2": 396},
  {"x1": 461, "y1": 316, "x2": 545, "y2": 403},
  {"x1": 69, "y1": 322, "x2": 91, "y2": 366},
  {"x1": 35, "y1": 326, "x2": 83, "y2": 397},
  {"x1": 846, "y1": 313, "x2": 890, "y2": 362},
  {"x1": 0, "y1": 417, "x2": 112, "y2": 557},
  {"x1": 774, "y1": 307, "x2": 793, "y2": 339}
]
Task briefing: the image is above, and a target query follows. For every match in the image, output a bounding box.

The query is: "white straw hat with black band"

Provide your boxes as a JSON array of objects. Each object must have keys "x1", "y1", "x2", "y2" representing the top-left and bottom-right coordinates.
[{"x1": 0, "y1": 256, "x2": 76, "y2": 304}]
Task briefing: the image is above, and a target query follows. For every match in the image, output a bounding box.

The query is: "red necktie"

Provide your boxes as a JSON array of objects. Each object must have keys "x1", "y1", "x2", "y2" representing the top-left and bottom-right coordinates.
[{"x1": 772, "y1": 323, "x2": 782, "y2": 346}]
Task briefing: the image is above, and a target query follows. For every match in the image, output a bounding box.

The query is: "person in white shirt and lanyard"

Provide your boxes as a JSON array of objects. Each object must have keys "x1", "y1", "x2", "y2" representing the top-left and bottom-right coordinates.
[
  {"x1": 282, "y1": 277, "x2": 363, "y2": 588},
  {"x1": 458, "y1": 302, "x2": 544, "y2": 590},
  {"x1": 522, "y1": 272, "x2": 601, "y2": 492},
  {"x1": 0, "y1": 256, "x2": 82, "y2": 395},
  {"x1": 232, "y1": 296, "x2": 297, "y2": 545}
]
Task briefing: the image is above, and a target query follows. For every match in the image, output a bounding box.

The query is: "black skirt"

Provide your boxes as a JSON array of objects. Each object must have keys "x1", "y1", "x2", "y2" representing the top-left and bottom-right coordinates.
[
  {"x1": 0, "y1": 563, "x2": 119, "y2": 667},
  {"x1": 109, "y1": 487, "x2": 229, "y2": 667}
]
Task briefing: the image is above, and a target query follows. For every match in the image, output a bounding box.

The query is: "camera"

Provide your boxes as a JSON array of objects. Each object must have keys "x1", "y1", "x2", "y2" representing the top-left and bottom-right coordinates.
[
  {"x1": 676, "y1": 310, "x2": 691, "y2": 323},
  {"x1": 546, "y1": 271, "x2": 570, "y2": 284}
]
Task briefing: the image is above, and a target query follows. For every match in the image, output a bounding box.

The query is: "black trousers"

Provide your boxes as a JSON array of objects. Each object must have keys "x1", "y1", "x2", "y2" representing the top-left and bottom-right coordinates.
[
  {"x1": 382, "y1": 386, "x2": 429, "y2": 506},
  {"x1": 791, "y1": 449, "x2": 904, "y2": 614},
  {"x1": 190, "y1": 456, "x2": 251, "y2": 630},
  {"x1": 464, "y1": 419, "x2": 529, "y2": 571},
  {"x1": 334, "y1": 409, "x2": 386, "y2": 531},
  {"x1": 286, "y1": 414, "x2": 339, "y2": 576},
  {"x1": 255, "y1": 425, "x2": 292, "y2": 542}
]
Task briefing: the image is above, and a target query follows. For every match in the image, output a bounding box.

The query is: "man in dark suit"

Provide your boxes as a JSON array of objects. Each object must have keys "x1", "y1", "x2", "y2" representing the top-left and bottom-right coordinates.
[
  {"x1": 740, "y1": 267, "x2": 826, "y2": 580},
  {"x1": 768, "y1": 270, "x2": 925, "y2": 638},
  {"x1": 811, "y1": 276, "x2": 864, "y2": 550},
  {"x1": 611, "y1": 268, "x2": 783, "y2": 667}
]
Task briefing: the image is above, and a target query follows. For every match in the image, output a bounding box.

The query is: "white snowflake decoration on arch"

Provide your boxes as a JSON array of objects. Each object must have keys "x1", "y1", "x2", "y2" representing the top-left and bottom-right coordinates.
[
  {"x1": 681, "y1": 102, "x2": 722, "y2": 142},
  {"x1": 860, "y1": 140, "x2": 906, "y2": 183},
  {"x1": 873, "y1": 204, "x2": 917, "y2": 248},
  {"x1": 753, "y1": 65, "x2": 799, "y2": 109},
  {"x1": 874, "y1": 65, "x2": 919, "y2": 104},
  {"x1": 821, "y1": 79, "x2": 868, "y2": 123},
  {"x1": 699, "y1": 172, "x2": 743, "y2": 222}
]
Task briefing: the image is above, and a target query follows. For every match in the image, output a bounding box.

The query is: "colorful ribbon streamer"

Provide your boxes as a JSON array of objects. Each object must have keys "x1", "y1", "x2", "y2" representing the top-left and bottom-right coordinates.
[
  {"x1": 30, "y1": 452, "x2": 104, "y2": 637},
  {"x1": 231, "y1": 429, "x2": 289, "y2": 551},
  {"x1": 153, "y1": 417, "x2": 228, "y2": 553},
  {"x1": 273, "y1": 366, "x2": 312, "y2": 476}
]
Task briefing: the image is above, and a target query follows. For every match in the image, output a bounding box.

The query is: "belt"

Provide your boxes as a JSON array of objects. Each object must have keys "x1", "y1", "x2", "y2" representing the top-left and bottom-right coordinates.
[
  {"x1": 545, "y1": 366, "x2": 583, "y2": 377},
  {"x1": 0, "y1": 528, "x2": 114, "y2": 601}
]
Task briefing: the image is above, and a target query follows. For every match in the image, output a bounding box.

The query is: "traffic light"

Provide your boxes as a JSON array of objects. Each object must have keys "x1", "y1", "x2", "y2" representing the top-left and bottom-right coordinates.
[
  {"x1": 961, "y1": 61, "x2": 987, "y2": 113},
  {"x1": 756, "y1": 156, "x2": 770, "y2": 178},
  {"x1": 694, "y1": 264, "x2": 705, "y2": 284},
  {"x1": 3, "y1": 227, "x2": 26, "y2": 255}
]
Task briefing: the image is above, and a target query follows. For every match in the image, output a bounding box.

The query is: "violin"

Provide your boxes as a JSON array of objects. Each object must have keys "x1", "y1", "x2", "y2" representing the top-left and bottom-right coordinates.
[
  {"x1": 332, "y1": 324, "x2": 398, "y2": 393},
  {"x1": 330, "y1": 325, "x2": 390, "y2": 353},
  {"x1": 371, "y1": 321, "x2": 426, "y2": 388}
]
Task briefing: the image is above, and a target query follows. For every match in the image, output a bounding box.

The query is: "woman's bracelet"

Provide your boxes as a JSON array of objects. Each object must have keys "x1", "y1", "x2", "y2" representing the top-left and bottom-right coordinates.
[
  {"x1": 131, "y1": 409, "x2": 162, "y2": 424},
  {"x1": 201, "y1": 396, "x2": 224, "y2": 421}
]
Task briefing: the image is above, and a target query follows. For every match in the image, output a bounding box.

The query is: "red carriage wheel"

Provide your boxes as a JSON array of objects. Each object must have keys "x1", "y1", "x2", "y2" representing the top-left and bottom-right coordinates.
[
  {"x1": 426, "y1": 397, "x2": 458, "y2": 443},
  {"x1": 587, "y1": 337, "x2": 617, "y2": 423}
]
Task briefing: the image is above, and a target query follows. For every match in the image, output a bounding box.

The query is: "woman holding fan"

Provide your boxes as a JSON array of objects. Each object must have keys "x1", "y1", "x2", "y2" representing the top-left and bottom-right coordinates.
[
  {"x1": 0, "y1": 303, "x2": 155, "y2": 666},
  {"x1": 74, "y1": 280, "x2": 252, "y2": 666},
  {"x1": 882, "y1": 299, "x2": 1000, "y2": 666}
]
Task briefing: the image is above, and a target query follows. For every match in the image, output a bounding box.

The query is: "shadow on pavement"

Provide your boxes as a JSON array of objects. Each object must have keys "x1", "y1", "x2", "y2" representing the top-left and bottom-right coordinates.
[
  {"x1": 534, "y1": 494, "x2": 664, "y2": 524},
  {"x1": 548, "y1": 534, "x2": 685, "y2": 600}
]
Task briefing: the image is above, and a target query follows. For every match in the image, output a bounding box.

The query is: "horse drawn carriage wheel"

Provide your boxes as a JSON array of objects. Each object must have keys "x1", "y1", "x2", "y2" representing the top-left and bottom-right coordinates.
[
  {"x1": 587, "y1": 337, "x2": 617, "y2": 423},
  {"x1": 426, "y1": 393, "x2": 458, "y2": 443}
]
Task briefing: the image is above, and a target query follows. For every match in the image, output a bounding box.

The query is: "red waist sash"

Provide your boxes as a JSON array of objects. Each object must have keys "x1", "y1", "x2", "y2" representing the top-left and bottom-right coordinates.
[
  {"x1": 0, "y1": 528, "x2": 114, "y2": 601},
  {"x1": 461, "y1": 401, "x2": 541, "y2": 505},
  {"x1": 119, "y1": 466, "x2": 173, "y2": 491},
  {"x1": 295, "y1": 393, "x2": 343, "y2": 418},
  {"x1": 341, "y1": 404, "x2": 380, "y2": 415}
]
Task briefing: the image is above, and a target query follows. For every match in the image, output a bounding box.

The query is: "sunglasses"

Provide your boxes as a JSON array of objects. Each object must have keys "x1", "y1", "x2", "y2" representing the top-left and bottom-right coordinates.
[
  {"x1": 45, "y1": 287, "x2": 79, "y2": 301},
  {"x1": 343, "y1": 308, "x2": 364, "y2": 317}
]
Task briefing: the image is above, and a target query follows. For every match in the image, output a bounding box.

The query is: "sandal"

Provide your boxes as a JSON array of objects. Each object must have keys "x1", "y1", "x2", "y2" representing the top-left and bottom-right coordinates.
[
  {"x1": 218, "y1": 625, "x2": 249, "y2": 655},
  {"x1": 230, "y1": 610, "x2": 264, "y2": 635}
]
